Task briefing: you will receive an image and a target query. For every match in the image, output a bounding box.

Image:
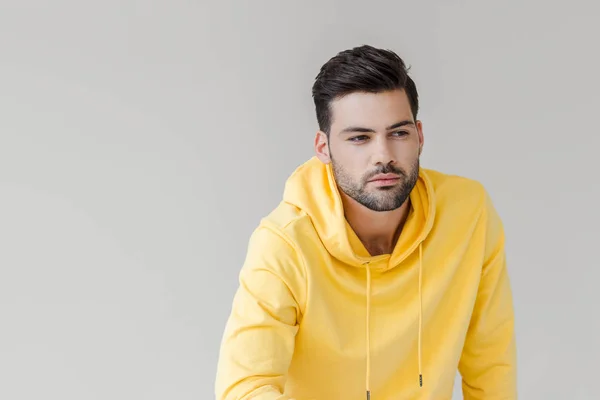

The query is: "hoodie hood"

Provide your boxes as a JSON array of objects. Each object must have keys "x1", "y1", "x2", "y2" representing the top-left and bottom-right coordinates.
[{"x1": 283, "y1": 156, "x2": 436, "y2": 271}]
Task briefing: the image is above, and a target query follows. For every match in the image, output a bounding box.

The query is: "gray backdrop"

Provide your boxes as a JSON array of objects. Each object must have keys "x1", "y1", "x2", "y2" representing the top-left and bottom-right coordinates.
[{"x1": 1, "y1": 1, "x2": 598, "y2": 399}]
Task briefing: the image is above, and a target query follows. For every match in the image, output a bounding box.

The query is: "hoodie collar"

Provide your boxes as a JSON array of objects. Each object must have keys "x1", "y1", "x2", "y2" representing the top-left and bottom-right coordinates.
[{"x1": 283, "y1": 157, "x2": 435, "y2": 271}]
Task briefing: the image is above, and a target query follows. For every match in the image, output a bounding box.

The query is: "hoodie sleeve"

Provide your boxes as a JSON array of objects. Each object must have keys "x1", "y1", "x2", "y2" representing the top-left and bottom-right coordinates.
[
  {"x1": 458, "y1": 189, "x2": 518, "y2": 399},
  {"x1": 215, "y1": 225, "x2": 306, "y2": 400}
]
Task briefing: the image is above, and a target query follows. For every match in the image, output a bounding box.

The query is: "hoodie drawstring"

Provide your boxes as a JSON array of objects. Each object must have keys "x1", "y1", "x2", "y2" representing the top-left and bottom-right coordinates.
[
  {"x1": 365, "y1": 242, "x2": 423, "y2": 399},
  {"x1": 365, "y1": 262, "x2": 372, "y2": 400},
  {"x1": 418, "y1": 242, "x2": 423, "y2": 388}
]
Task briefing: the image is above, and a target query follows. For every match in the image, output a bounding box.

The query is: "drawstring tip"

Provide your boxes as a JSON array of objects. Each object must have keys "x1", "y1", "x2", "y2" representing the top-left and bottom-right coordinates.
[
  {"x1": 366, "y1": 390, "x2": 371, "y2": 400},
  {"x1": 419, "y1": 374, "x2": 423, "y2": 387}
]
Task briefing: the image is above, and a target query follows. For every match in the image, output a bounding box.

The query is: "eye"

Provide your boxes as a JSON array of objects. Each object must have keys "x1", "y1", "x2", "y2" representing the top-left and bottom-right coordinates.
[
  {"x1": 392, "y1": 131, "x2": 409, "y2": 137},
  {"x1": 348, "y1": 135, "x2": 369, "y2": 142}
]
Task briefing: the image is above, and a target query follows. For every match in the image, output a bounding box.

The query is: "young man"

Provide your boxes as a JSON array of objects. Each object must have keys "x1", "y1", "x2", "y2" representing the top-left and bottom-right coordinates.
[{"x1": 215, "y1": 45, "x2": 517, "y2": 399}]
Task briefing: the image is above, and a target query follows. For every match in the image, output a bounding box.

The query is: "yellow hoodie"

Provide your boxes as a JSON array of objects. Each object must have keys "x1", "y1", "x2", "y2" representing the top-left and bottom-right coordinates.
[{"x1": 215, "y1": 157, "x2": 517, "y2": 400}]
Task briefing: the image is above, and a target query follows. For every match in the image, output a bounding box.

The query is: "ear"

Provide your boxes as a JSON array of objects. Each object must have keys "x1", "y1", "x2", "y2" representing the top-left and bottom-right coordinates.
[
  {"x1": 416, "y1": 120, "x2": 424, "y2": 155},
  {"x1": 314, "y1": 131, "x2": 331, "y2": 163}
]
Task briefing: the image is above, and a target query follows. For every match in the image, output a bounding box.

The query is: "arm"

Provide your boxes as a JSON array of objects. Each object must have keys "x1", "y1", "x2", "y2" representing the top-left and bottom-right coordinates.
[
  {"x1": 215, "y1": 225, "x2": 306, "y2": 400},
  {"x1": 459, "y1": 190, "x2": 518, "y2": 399}
]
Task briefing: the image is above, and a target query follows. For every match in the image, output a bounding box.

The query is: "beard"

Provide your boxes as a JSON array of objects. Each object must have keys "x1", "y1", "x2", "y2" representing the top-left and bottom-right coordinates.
[{"x1": 331, "y1": 155, "x2": 420, "y2": 212}]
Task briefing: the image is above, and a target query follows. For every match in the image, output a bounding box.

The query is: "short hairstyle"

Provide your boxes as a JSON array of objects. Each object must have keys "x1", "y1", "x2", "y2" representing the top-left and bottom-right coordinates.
[{"x1": 311, "y1": 45, "x2": 419, "y2": 135}]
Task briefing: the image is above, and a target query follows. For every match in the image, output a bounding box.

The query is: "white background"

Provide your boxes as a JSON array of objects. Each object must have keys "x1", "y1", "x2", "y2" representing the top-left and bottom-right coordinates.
[{"x1": 1, "y1": 1, "x2": 598, "y2": 398}]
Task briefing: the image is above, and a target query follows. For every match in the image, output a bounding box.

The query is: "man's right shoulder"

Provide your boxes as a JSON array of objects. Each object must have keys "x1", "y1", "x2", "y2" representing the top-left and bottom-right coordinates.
[
  {"x1": 245, "y1": 201, "x2": 316, "y2": 264},
  {"x1": 240, "y1": 202, "x2": 311, "y2": 298},
  {"x1": 258, "y1": 200, "x2": 316, "y2": 241}
]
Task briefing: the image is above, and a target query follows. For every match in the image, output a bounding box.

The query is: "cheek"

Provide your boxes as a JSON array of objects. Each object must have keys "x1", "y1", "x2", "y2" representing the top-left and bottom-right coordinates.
[
  {"x1": 393, "y1": 145, "x2": 419, "y2": 163},
  {"x1": 342, "y1": 158, "x2": 368, "y2": 179},
  {"x1": 334, "y1": 158, "x2": 365, "y2": 183}
]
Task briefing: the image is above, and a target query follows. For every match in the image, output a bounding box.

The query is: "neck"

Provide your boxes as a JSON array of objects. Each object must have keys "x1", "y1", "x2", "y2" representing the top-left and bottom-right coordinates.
[{"x1": 341, "y1": 193, "x2": 411, "y2": 256}]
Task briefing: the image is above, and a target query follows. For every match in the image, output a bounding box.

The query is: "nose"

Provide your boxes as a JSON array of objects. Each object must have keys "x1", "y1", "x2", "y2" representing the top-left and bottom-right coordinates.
[{"x1": 371, "y1": 136, "x2": 396, "y2": 166}]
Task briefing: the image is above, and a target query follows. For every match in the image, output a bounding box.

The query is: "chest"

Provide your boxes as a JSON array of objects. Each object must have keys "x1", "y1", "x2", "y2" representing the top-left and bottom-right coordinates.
[{"x1": 298, "y1": 239, "x2": 483, "y2": 355}]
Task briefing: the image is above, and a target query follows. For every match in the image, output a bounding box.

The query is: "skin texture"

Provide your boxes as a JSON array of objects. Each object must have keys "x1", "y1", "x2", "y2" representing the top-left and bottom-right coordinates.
[{"x1": 314, "y1": 89, "x2": 424, "y2": 256}]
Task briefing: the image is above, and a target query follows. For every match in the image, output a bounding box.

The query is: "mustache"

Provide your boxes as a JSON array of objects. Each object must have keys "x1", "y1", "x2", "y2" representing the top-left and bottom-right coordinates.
[{"x1": 364, "y1": 164, "x2": 406, "y2": 181}]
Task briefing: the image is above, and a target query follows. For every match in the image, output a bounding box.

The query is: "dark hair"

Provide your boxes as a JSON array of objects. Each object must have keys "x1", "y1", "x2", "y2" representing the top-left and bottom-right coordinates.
[{"x1": 311, "y1": 45, "x2": 419, "y2": 135}]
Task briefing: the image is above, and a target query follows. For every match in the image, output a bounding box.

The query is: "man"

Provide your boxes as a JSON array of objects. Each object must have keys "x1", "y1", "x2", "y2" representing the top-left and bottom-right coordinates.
[{"x1": 215, "y1": 45, "x2": 517, "y2": 399}]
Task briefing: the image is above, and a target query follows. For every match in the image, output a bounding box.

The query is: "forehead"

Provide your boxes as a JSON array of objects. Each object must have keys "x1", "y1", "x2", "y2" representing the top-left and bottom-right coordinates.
[{"x1": 329, "y1": 89, "x2": 413, "y2": 131}]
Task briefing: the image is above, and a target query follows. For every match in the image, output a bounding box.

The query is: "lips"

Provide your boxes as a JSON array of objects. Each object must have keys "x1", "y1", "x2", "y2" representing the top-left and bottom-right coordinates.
[{"x1": 368, "y1": 173, "x2": 401, "y2": 182}]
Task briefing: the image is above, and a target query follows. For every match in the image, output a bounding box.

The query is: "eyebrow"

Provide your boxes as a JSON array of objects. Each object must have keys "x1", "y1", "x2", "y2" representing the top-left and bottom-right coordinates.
[{"x1": 339, "y1": 119, "x2": 415, "y2": 134}]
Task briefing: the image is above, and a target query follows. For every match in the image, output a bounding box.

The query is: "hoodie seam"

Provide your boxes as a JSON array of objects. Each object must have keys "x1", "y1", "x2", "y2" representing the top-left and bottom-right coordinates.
[
  {"x1": 258, "y1": 220, "x2": 309, "y2": 316},
  {"x1": 480, "y1": 189, "x2": 506, "y2": 280}
]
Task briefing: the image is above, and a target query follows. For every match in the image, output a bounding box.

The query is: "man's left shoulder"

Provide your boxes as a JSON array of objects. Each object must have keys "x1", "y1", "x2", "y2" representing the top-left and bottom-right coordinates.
[{"x1": 421, "y1": 167, "x2": 488, "y2": 205}]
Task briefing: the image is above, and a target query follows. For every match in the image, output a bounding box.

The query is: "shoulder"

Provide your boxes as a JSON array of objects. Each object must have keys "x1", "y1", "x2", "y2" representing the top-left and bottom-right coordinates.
[
  {"x1": 421, "y1": 167, "x2": 488, "y2": 211},
  {"x1": 422, "y1": 168, "x2": 503, "y2": 239},
  {"x1": 257, "y1": 200, "x2": 319, "y2": 247},
  {"x1": 242, "y1": 201, "x2": 313, "y2": 273},
  {"x1": 422, "y1": 167, "x2": 487, "y2": 196},
  {"x1": 241, "y1": 203, "x2": 309, "y2": 308}
]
